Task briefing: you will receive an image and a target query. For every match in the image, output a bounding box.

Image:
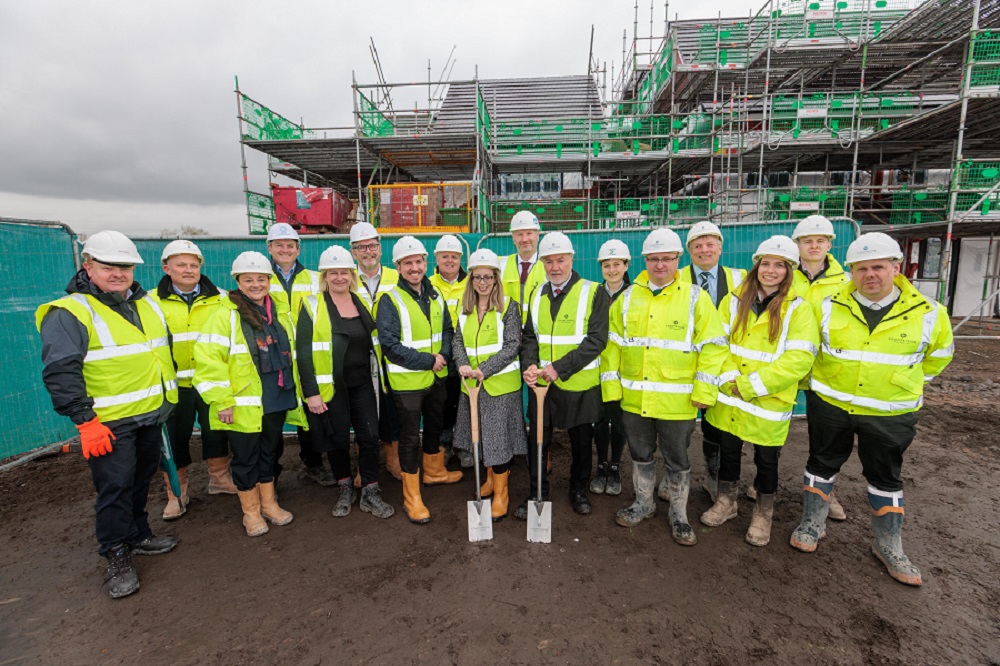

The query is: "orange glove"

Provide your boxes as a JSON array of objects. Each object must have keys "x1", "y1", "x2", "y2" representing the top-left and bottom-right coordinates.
[{"x1": 76, "y1": 417, "x2": 116, "y2": 460}]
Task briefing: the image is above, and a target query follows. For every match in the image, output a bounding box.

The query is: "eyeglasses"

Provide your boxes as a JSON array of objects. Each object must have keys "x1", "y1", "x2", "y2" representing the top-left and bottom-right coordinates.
[
  {"x1": 646, "y1": 256, "x2": 680, "y2": 265},
  {"x1": 471, "y1": 275, "x2": 495, "y2": 283},
  {"x1": 352, "y1": 242, "x2": 380, "y2": 252}
]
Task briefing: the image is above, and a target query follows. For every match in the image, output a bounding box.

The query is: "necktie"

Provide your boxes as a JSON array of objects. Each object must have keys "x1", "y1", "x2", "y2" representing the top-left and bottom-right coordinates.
[
  {"x1": 520, "y1": 261, "x2": 531, "y2": 285},
  {"x1": 699, "y1": 271, "x2": 711, "y2": 290},
  {"x1": 553, "y1": 287, "x2": 561, "y2": 298}
]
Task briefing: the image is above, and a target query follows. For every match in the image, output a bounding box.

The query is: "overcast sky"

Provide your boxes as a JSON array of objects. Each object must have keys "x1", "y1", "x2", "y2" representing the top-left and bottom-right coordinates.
[{"x1": 0, "y1": 0, "x2": 753, "y2": 237}]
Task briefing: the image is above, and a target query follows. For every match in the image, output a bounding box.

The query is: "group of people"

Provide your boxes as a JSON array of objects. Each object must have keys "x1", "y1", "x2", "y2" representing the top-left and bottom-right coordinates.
[{"x1": 36, "y1": 212, "x2": 953, "y2": 599}]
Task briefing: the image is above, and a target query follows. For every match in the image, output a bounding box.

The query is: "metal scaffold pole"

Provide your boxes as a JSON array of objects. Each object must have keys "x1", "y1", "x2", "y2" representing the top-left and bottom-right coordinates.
[{"x1": 234, "y1": 75, "x2": 252, "y2": 233}]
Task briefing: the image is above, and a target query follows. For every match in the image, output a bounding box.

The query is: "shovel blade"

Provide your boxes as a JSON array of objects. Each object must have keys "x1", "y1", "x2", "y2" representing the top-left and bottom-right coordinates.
[
  {"x1": 526, "y1": 501, "x2": 552, "y2": 543},
  {"x1": 467, "y1": 499, "x2": 493, "y2": 542}
]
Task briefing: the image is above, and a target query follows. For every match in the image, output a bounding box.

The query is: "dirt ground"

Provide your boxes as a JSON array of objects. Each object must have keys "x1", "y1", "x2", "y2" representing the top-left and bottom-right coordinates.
[{"x1": 2, "y1": 339, "x2": 999, "y2": 666}]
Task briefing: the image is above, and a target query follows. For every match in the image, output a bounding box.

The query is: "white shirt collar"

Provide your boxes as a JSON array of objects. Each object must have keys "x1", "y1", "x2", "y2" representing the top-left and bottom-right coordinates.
[
  {"x1": 518, "y1": 252, "x2": 538, "y2": 266},
  {"x1": 853, "y1": 285, "x2": 901, "y2": 310},
  {"x1": 550, "y1": 277, "x2": 571, "y2": 293}
]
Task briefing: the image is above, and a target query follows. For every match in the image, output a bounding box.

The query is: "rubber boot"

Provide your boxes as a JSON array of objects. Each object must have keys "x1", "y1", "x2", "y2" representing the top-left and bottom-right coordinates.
[
  {"x1": 237, "y1": 487, "x2": 269, "y2": 537},
  {"x1": 828, "y1": 491, "x2": 847, "y2": 521},
  {"x1": 869, "y1": 489, "x2": 921, "y2": 586},
  {"x1": 105, "y1": 544, "x2": 140, "y2": 599},
  {"x1": 401, "y1": 471, "x2": 431, "y2": 524},
  {"x1": 666, "y1": 470, "x2": 697, "y2": 546},
  {"x1": 422, "y1": 451, "x2": 463, "y2": 485},
  {"x1": 258, "y1": 481, "x2": 293, "y2": 526},
  {"x1": 790, "y1": 472, "x2": 833, "y2": 553},
  {"x1": 480, "y1": 468, "x2": 494, "y2": 497},
  {"x1": 331, "y1": 478, "x2": 356, "y2": 518},
  {"x1": 702, "y1": 444, "x2": 720, "y2": 503},
  {"x1": 745, "y1": 492, "x2": 775, "y2": 547},
  {"x1": 615, "y1": 460, "x2": 657, "y2": 527},
  {"x1": 205, "y1": 457, "x2": 237, "y2": 495},
  {"x1": 746, "y1": 484, "x2": 758, "y2": 501},
  {"x1": 491, "y1": 470, "x2": 510, "y2": 522},
  {"x1": 162, "y1": 471, "x2": 186, "y2": 521},
  {"x1": 656, "y1": 476, "x2": 670, "y2": 503},
  {"x1": 700, "y1": 480, "x2": 739, "y2": 527},
  {"x1": 384, "y1": 441, "x2": 402, "y2": 480},
  {"x1": 359, "y1": 483, "x2": 395, "y2": 519},
  {"x1": 589, "y1": 463, "x2": 608, "y2": 494}
]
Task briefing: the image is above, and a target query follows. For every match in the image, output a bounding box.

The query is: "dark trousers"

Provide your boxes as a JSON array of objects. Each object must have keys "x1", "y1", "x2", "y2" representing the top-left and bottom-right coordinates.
[
  {"x1": 165, "y1": 386, "x2": 229, "y2": 468},
  {"x1": 701, "y1": 411, "x2": 725, "y2": 466},
  {"x1": 393, "y1": 380, "x2": 447, "y2": 474},
  {"x1": 526, "y1": 418, "x2": 594, "y2": 496},
  {"x1": 805, "y1": 391, "x2": 916, "y2": 492},
  {"x1": 309, "y1": 382, "x2": 381, "y2": 485},
  {"x1": 228, "y1": 411, "x2": 287, "y2": 491},
  {"x1": 716, "y1": 426, "x2": 782, "y2": 494},
  {"x1": 594, "y1": 400, "x2": 626, "y2": 466},
  {"x1": 378, "y1": 386, "x2": 400, "y2": 444},
  {"x1": 88, "y1": 421, "x2": 161, "y2": 556},
  {"x1": 442, "y1": 373, "x2": 461, "y2": 432},
  {"x1": 622, "y1": 411, "x2": 695, "y2": 472}
]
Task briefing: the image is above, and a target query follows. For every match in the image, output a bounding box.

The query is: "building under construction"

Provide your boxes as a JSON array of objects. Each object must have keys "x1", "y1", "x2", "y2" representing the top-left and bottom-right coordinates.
[{"x1": 235, "y1": 0, "x2": 1000, "y2": 319}]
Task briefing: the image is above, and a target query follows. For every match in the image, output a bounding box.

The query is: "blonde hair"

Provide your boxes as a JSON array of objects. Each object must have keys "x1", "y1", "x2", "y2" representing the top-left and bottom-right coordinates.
[
  {"x1": 461, "y1": 267, "x2": 504, "y2": 315},
  {"x1": 319, "y1": 268, "x2": 358, "y2": 293}
]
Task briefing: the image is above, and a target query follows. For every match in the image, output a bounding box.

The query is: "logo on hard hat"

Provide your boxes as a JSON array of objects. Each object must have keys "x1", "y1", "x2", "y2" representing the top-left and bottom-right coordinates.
[{"x1": 863, "y1": 246, "x2": 869, "y2": 251}]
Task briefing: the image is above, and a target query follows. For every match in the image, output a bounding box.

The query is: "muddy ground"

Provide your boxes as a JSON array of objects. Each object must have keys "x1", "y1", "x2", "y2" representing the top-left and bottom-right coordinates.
[{"x1": 2, "y1": 339, "x2": 999, "y2": 665}]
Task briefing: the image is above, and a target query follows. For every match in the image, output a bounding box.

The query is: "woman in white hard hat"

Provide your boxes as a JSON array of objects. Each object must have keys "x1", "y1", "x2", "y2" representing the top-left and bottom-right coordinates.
[
  {"x1": 193, "y1": 251, "x2": 306, "y2": 537},
  {"x1": 592, "y1": 239, "x2": 632, "y2": 496},
  {"x1": 451, "y1": 249, "x2": 528, "y2": 522},
  {"x1": 296, "y1": 246, "x2": 395, "y2": 520},
  {"x1": 700, "y1": 236, "x2": 819, "y2": 547}
]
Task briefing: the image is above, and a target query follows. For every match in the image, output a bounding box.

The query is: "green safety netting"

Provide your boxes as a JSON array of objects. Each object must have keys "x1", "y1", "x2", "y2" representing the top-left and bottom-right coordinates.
[
  {"x1": 240, "y1": 94, "x2": 303, "y2": 142},
  {"x1": 765, "y1": 188, "x2": 849, "y2": 220},
  {"x1": 246, "y1": 191, "x2": 276, "y2": 235},
  {"x1": 358, "y1": 90, "x2": 394, "y2": 138},
  {"x1": 889, "y1": 188, "x2": 949, "y2": 225}
]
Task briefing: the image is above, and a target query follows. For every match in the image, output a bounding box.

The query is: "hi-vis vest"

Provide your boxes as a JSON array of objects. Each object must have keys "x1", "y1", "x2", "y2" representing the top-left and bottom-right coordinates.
[
  {"x1": 809, "y1": 275, "x2": 953, "y2": 417},
  {"x1": 458, "y1": 298, "x2": 521, "y2": 397},
  {"x1": 152, "y1": 289, "x2": 226, "y2": 388},
  {"x1": 35, "y1": 294, "x2": 178, "y2": 422},
  {"x1": 430, "y1": 272, "x2": 468, "y2": 324},
  {"x1": 270, "y1": 268, "x2": 319, "y2": 324},
  {"x1": 380, "y1": 286, "x2": 447, "y2": 392},
  {"x1": 529, "y1": 279, "x2": 600, "y2": 392},
  {"x1": 793, "y1": 253, "x2": 849, "y2": 306},
  {"x1": 501, "y1": 254, "x2": 546, "y2": 324},
  {"x1": 356, "y1": 267, "x2": 399, "y2": 315},
  {"x1": 705, "y1": 288, "x2": 819, "y2": 447},
  {"x1": 192, "y1": 299, "x2": 307, "y2": 433},
  {"x1": 303, "y1": 294, "x2": 383, "y2": 402}
]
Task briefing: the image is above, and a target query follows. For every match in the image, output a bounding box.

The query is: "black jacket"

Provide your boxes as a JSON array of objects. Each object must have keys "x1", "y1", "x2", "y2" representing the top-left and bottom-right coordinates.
[
  {"x1": 375, "y1": 276, "x2": 454, "y2": 379},
  {"x1": 296, "y1": 291, "x2": 377, "y2": 398},
  {"x1": 39, "y1": 270, "x2": 174, "y2": 427}
]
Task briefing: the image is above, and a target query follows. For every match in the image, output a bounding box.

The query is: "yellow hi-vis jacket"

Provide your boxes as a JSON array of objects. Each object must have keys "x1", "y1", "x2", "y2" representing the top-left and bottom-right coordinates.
[
  {"x1": 705, "y1": 288, "x2": 819, "y2": 447},
  {"x1": 501, "y1": 253, "x2": 546, "y2": 324},
  {"x1": 35, "y1": 294, "x2": 178, "y2": 422},
  {"x1": 379, "y1": 286, "x2": 448, "y2": 392},
  {"x1": 356, "y1": 267, "x2": 399, "y2": 315},
  {"x1": 152, "y1": 286, "x2": 226, "y2": 388},
  {"x1": 430, "y1": 271, "x2": 468, "y2": 325},
  {"x1": 793, "y1": 254, "x2": 849, "y2": 306},
  {"x1": 269, "y1": 267, "x2": 319, "y2": 325},
  {"x1": 529, "y1": 279, "x2": 602, "y2": 392},
  {"x1": 602, "y1": 280, "x2": 727, "y2": 419},
  {"x1": 301, "y1": 293, "x2": 384, "y2": 402},
  {"x1": 192, "y1": 298, "x2": 307, "y2": 433},
  {"x1": 810, "y1": 274, "x2": 954, "y2": 417},
  {"x1": 457, "y1": 298, "x2": 522, "y2": 397}
]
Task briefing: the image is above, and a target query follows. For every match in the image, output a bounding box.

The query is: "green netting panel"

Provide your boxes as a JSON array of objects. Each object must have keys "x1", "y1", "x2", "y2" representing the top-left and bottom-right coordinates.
[
  {"x1": 358, "y1": 90, "x2": 394, "y2": 138},
  {"x1": 956, "y1": 191, "x2": 1000, "y2": 216},
  {"x1": 240, "y1": 94, "x2": 303, "y2": 142},
  {"x1": 956, "y1": 161, "x2": 1000, "y2": 189},
  {"x1": 0, "y1": 220, "x2": 80, "y2": 460},
  {"x1": 972, "y1": 30, "x2": 1000, "y2": 62},
  {"x1": 766, "y1": 188, "x2": 849, "y2": 220},
  {"x1": 970, "y1": 64, "x2": 1000, "y2": 89},
  {"x1": 888, "y1": 188, "x2": 949, "y2": 224},
  {"x1": 246, "y1": 191, "x2": 275, "y2": 235}
]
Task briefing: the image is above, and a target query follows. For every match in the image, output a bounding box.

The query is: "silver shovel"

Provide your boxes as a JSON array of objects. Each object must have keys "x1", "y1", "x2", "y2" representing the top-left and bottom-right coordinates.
[
  {"x1": 464, "y1": 378, "x2": 493, "y2": 542},
  {"x1": 527, "y1": 384, "x2": 552, "y2": 543}
]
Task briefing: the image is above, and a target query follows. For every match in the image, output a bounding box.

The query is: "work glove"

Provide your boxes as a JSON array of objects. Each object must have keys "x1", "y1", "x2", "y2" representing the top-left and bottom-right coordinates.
[{"x1": 76, "y1": 417, "x2": 116, "y2": 459}]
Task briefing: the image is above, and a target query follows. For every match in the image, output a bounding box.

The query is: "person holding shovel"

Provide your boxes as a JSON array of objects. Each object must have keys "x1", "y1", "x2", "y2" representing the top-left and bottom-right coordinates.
[{"x1": 452, "y1": 249, "x2": 527, "y2": 522}]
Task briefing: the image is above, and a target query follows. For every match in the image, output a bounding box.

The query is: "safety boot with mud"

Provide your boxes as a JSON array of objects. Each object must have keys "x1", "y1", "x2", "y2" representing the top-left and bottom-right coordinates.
[
  {"x1": 105, "y1": 544, "x2": 140, "y2": 599},
  {"x1": 331, "y1": 478, "x2": 356, "y2": 518},
  {"x1": 701, "y1": 480, "x2": 739, "y2": 527},
  {"x1": 615, "y1": 460, "x2": 656, "y2": 527},
  {"x1": 869, "y1": 490, "x2": 921, "y2": 586},
  {"x1": 161, "y1": 470, "x2": 187, "y2": 521},
  {"x1": 745, "y1": 492, "x2": 775, "y2": 547},
  {"x1": 131, "y1": 534, "x2": 178, "y2": 556},
  {"x1": 422, "y1": 451, "x2": 463, "y2": 485},
  {"x1": 359, "y1": 483, "x2": 395, "y2": 519},
  {"x1": 401, "y1": 472, "x2": 431, "y2": 524},
  {"x1": 237, "y1": 487, "x2": 269, "y2": 537},
  {"x1": 605, "y1": 463, "x2": 623, "y2": 496},
  {"x1": 258, "y1": 481, "x2": 293, "y2": 526},
  {"x1": 206, "y1": 457, "x2": 238, "y2": 495},
  {"x1": 589, "y1": 463, "x2": 608, "y2": 494},
  {"x1": 790, "y1": 473, "x2": 834, "y2": 553},
  {"x1": 666, "y1": 470, "x2": 697, "y2": 546}
]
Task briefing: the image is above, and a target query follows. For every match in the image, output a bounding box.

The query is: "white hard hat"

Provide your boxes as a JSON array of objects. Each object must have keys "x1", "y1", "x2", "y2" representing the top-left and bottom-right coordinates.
[
  {"x1": 686, "y1": 221, "x2": 723, "y2": 246},
  {"x1": 349, "y1": 222, "x2": 380, "y2": 244},
  {"x1": 434, "y1": 234, "x2": 464, "y2": 255},
  {"x1": 642, "y1": 228, "x2": 684, "y2": 256},
  {"x1": 392, "y1": 235, "x2": 428, "y2": 264},
  {"x1": 510, "y1": 210, "x2": 541, "y2": 232},
  {"x1": 792, "y1": 214, "x2": 836, "y2": 240},
  {"x1": 598, "y1": 239, "x2": 631, "y2": 262},
  {"x1": 231, "y1": 251, "x2": 274, "y2": 278},
  {"x1": 467, "y1": 248, "x2": 501, "y2": 272},
  {"x1": 318, "y1": 245, "x2": 356, "y2": 271},
  {"x1": 845, "y1": 232, "x2": 903, "y2": 266},
  {"x1": 161, "y1": 239, "x2": 204, "y2": 264},
  {"x1": 82, "y1": 230, "x2": 144, "y2": 265},
  {"x1": 266, "y1": 222, "x2": 299, "y2": 243},
  {"x1": 538, "y1": 231, "x2": 575, "y2": 258},
  {"x1": 752, "y1": 235, "x2": 800, "y2": 266}
]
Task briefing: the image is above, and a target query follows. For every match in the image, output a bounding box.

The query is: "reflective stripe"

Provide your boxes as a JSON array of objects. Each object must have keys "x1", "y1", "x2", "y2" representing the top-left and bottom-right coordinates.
[
  {"x1": 466, "y1": 343, "x2": 502, "y2": 356},
  {"x1": 918, "y1": 307, "x2": 936, "y2": 354},
  {"x1": 868, "y1": 486, "x2": 904, "y2": 500},
  {"x1": 601, "y1": 371, "x2": 621, "y2": 382},
  {"x1": 195, "y1": 380, "x2": 230, "y2": 393},
  {"x1": 729, "y1": 344, "x2": 775, "y2": 363},
  {"x1": 316, "y1": 374, "x2": 334, "y2": 384},
  {"x1": 305, "y1": 295, "x2": 319, "y2": 322},
  {"x1": 172, "y1": 332, "x2": 200, "y2": 343},
  {"x1": 819, "y1": 345, "x2": 925, "y2": 366},
  {"x1": 385, "y1": 362, "x2": 423, "y2": 374},
  {"x1": 929, "y1": 344, "x2": 954, "y2": 358},
  {"x1": 540, "y1": 358, "x2": 599, "y2": 371},
  {"x1": 620, "y1": 283, "x2": 699, "y2": 351},
  {"x1": 164, "y1": 379, "x2": 178, "y2": 391},
  {"x1": 811, "y1": 378, "x2": 923, "y2": 412},
  {"x1": 199, "y1": 333, "x2": 231, "y2": 348},
  {"x1": 68, "y1": 294, "x2": 115, "y2": 347},
  {"x1": 312, "y1": 342, "x2": 331, "y2": 352},
  {"x1": 784, "y1": 340, "x2": 818, "y2": 354},
  {"x1": 92, "y1": 383, "x2": 163, "y2": 409},
  {"x1": 695, "y1": 336, "x2": 727, "y2": 352},
  {"x1": 608, "y1": 332, "x2": 625, "y2": 346},
  {"x1": 231, "y1": 344, "x2": 248, "y2": 355},
  {"x1": 269, "y1": 283, "x2": 283, "y2": 293},
  {"x1": 619, "y1": 336, "x2": 693, "y2": 352},
  {"x1": 142, "y1": 297, "x2": 170, "y2": 332},
  {"x1": 234, "y1": 396, "x2": 262, "y2": 407},
  {"x1": 85, "y1": 341, "x2": 157, "y2": 362},
  {"x1": 716, "y1": 392, "x2": 791, "y2": 422},
  {"x1": 748, "y1": 372, "x2": 768, "y2": 396},
  {"x1": 729, "y1": 268, "x2": 744, "y2": 290},
  {"x1": 389, "y1": 291, "x2": 414, "y2": 345},
  {"x1": 621, "y1": 378, "x2": 694, "y2": 394},
  {"x1": 695, "y1": 371, "x2": 718, "y2": 385},
  {"x1": 718, "y1": 370, "x2": 741, "y2": 383},
  {"x1": 176, "y1": 369, "x2": 195, "y2": 379}
]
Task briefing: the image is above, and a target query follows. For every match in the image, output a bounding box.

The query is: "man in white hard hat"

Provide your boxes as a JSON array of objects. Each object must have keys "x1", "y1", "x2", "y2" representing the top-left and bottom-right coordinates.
[
  {"x1": 603, "y1": 228, "x2": 727, "y2": 545},
  {"x1": 789, "y1": 232, "x2": 953, "y2": 587},
  {"x1": 428, "y1": 234, "x2": 473, "y2": 468},
  {"x1": 265, "y1": 223, "x2": 328, "y2": 487},
  {"x1": 349, "y1": 221, "x2": 402, "y2": 479},
  {"x1": 518, "y1": 231, "x2": 610, "y2": 517},
  {"x1": 152, "y1": 240, "x2": 236, "y2": 522},
  {"x1": 375, "y1": 236, "x2": 459, "y2": 524},
  {"x1": 500, "y1": 211, "x2": 546, "y2": 324},
  {"x1": 36, "y1": 230, "x2": 179, "y2": 599}
]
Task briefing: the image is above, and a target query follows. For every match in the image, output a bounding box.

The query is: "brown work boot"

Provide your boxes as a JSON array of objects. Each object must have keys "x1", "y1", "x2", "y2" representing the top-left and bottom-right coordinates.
[
  {"x1": 237, "y1": 487, "x2": 269, "y2": 537},
  {"x1": 162, "y1": 470, "x2": 187, "y2": 521},
  {"x1": 491, "y1": 470, "x2": 510, "y2": 522},
  {"x1": 206, "y1": 457, "x2": 237, "y2": 495},
  {"x1": 700, "y1": 480, "x2": 739, "y2": 527},
  {"x1": 401, "y1": 472, "x2": 431, "y2": 524},
  {"x1": 828, "y1": 491, "x2": 847, "y2": 521},
  {"x1": 746, "y1": 493, "x2": 775, "y2": 547},
  {"x1": 384, "y1": 441, "x2": 402, "y2": 480},
  {"x1": 480, "y1": 468, "x2": 495, "y2": 497},
  {"x1": 258, "y1": 482, "x2": 293, "y2": 526},
  {"x1": 422, "y1": 451, "x2": 463, "y2": 485}
]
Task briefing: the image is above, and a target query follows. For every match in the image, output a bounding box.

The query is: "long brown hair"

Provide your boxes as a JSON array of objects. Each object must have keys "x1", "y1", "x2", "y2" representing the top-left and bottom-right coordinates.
[
  {"x1": 731, "y1": 261, "x2": 794, "y2": 343},
  {"x1": 229, "y1": 289, "x2": 267, "y2": 331},
  {"x1": 461, "y1": 267, "x2": 504, "y2": 315}
]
